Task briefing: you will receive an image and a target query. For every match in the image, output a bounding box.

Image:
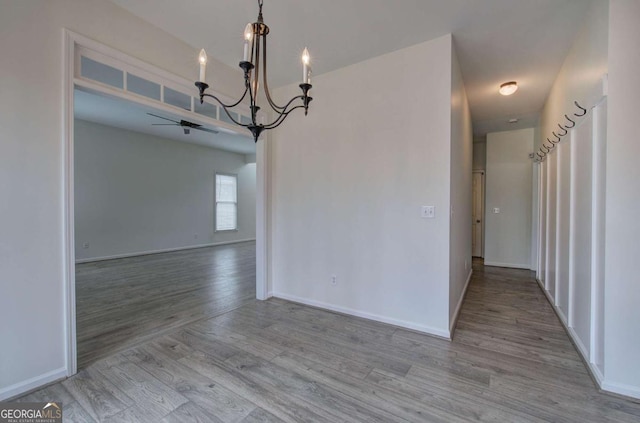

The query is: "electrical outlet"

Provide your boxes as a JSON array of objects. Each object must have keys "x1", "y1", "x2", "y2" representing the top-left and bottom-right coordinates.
[
  {"x1": 82, "y1": 242, "x2": 89, "y2": 249},
  {"x1": 421, "y1": 206, "x2": 435, "y2": 218},
  {"x1": 331, "y1": 275, "x2": 337, "y2": 285}
]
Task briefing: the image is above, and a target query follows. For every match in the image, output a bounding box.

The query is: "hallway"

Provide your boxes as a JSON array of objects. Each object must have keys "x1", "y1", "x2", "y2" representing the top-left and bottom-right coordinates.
[{"x1": 18, "y1": 261, "x2": 640, "y2": 422}]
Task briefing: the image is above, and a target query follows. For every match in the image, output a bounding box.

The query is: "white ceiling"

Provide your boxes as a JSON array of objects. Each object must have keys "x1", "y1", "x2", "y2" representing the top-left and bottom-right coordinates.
[
  {"x1": 75, "y1": 89, "x2": 256, "y2": 155},
  {"x1": 108, "y1": 0, "x2": 591, "y2": 136}
]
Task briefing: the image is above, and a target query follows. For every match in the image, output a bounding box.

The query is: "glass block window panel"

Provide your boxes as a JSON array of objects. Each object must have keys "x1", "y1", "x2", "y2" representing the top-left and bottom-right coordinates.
[
  {"x1": 164, "y1": 87, "x2": 191, "y2": 110},
  {"x1": 80, "y1": 56, "x2": 123, "y2": 89},
  {"x1": 219, "y1": 109, "x2": 239, "y2": 125},
  {"x1": 215, "y1": 174, "x2": 238, "y2": 231},
  {"x1": 194, "y1": 100, "x2": 218, "y2": 120},
  {"x1": 127, "y1": 73, "x2": 161, "y2": 100}
]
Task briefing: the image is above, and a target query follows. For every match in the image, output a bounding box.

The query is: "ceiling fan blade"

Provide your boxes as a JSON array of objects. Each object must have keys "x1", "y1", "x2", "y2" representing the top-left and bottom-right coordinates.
[
  {"x1": 147, "y1": 112, "x2": 179, "y2": 124},
  {"x1": 179, "y1": 120, "x2": 201, "y2": 128},
  {"x1": 193, "y1": 126, "x2": 219, "y2": 134}
]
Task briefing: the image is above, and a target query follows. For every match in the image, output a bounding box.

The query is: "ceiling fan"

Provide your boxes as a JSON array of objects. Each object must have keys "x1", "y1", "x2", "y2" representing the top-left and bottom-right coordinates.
[{"x1": 147, "y1": 113, "x2": 219, "y2": 135}]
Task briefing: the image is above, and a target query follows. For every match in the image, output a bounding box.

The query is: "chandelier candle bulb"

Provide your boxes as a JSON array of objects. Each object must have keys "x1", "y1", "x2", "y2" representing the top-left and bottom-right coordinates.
[
  {"x1": 198, "y1": 49, "x2": 207, "y2": 83},
  {"x1": 302, "y1": 47, "x2": 310, "y2": 83},
  {"x1": 243, "y1": 23, "x2": 253, "y2": 62}
]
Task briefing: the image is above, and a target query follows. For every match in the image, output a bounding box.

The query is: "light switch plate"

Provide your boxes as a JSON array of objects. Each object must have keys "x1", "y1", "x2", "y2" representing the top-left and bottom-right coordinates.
[{"x1": 493, "y1": 207, "x2": 500, "y2": 214}]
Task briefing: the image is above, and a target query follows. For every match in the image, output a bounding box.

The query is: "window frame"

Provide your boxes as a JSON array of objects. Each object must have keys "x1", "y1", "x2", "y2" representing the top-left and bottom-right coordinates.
[{"x1": 215, "y1": 172, "x2": 239, "y2": 232}]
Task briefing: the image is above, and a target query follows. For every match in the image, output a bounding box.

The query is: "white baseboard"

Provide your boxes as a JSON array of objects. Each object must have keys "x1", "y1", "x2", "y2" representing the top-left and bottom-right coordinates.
[
  {"x1": 557, "y1": 308, "x2": 568, "y2": 326},
  {"x1": 588, "y1": 361, "x2": 604, "y2": 386},
  {"x1": 567, "y1": 326, "x2": 589, "y2": 359},
  {"x1": 534, "y1": 278, "x2": 637, "y2": 399},
  {"x1": 450, "y1": 269, "x2": 473, "y2": 334},
  {"x1": 601, "y1": 380, "x2": 640, "y2": 400},
  {"x1": 536, "y1": 278, "x2": 556, "y2": 305},
  {"x1": 75, "y1": 239, "x2": 256, "y2": 263},
  {"x1": 0, "y1": 367, "x2": 67, "y2": 401},
  {"x1": 272, "y1": 292, "x2": 451, "y2": 339},
  {"x1": 484, "y1": 261, "x2": 531, "y2": 269}
]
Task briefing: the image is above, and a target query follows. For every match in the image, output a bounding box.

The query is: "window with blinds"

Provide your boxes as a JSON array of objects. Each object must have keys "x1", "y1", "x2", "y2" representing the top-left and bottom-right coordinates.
[{"x1": 215, "y1": 173, "x2": 238, "y2": 231}]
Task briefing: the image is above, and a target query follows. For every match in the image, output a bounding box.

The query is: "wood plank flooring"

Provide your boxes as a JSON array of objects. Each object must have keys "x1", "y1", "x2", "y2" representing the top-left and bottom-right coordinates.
[
  {"x1": 75, "y1": 241, "x2": 256, "y2": 368},
  {"x1": 19, "y1": 257, "x2": 640, "y2": 422}
]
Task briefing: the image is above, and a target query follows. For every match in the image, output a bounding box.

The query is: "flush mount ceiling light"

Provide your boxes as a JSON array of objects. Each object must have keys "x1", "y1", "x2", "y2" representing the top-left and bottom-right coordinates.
[
  {"x1": 195, "y1": 0, "x2": 312, "y2": 142},
  {"x1": 499, "y1": 81, "x2": 518, "y2": 96},
  {"x1": 509, "y1": 118, "x2": 519, "y2": 123}
]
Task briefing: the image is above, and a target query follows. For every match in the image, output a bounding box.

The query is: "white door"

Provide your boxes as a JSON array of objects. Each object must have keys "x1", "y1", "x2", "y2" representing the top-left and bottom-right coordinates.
[{"x1": 472, "y1": 171, "x2": 484, "y2": 257}]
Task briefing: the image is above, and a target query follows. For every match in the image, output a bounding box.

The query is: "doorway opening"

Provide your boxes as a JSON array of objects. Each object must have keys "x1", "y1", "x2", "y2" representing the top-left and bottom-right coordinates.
[
  {"x1": 73, "y1": 89, "x2": 258, "y2": 367},
  {"x1": 64, "y1": 31, "x2": 268, "y2": 374}
]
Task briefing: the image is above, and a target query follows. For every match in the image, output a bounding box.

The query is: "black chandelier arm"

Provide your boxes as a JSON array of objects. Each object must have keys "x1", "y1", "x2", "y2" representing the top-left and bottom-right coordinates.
[
  {"x1": 260, "y1": 34, "x2": 287, "y2": 111},
  {"x1": 271, "y1": 94, "x2": 307, "y2": 117},
  {"x1": 199, "y1": 86, "x2": 250, "y2": 110},
  {"x1": 260, "y1": 94, "x2": 306, "y2": 129},
  {"x1": 246, "y1": 70, "x2": 260, "y2": 125},
  {"x1": 263, "y1": 105, "x2": 306, "y2": 129},
  {"x1": 201, "y1": 92, "x2": 252, "y2": 127}
]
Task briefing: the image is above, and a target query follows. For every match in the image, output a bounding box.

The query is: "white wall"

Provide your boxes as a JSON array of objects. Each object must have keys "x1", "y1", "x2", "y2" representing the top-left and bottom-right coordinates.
[
  {"x1": 74, "y1": 120, "x2": 256, "y2": 261},
  {"x1": 0, "y1": 0, "x2": 243, "y2": 399},
  {"x1": 449, "y1": 44, "x2": 473, "y2": 328},
  {"x1": 555, "y1": 140, "x2": 571, "y2": 320},
  {"x1": 537, "y1": 0, "x2": 640, "y2": 399},
  {"x1": 538, "y1": 62, "x2": 608, "y2": 393},
  {"x1": 537, "y1": 0, "x2": 608, "y2": 382},
  {"x1": 538, "y1": 160, "x2": 547, "y2": 282},
  {"x1": 270, "y1": 35, "x2": 455, "y2": 337},
  {"x1": 545, "y1": 150, "x2": 557, "y2": 299},
  {"x1": 604, "y1": 0, "x2": 640, "y2": 399},
  {"x1": 484, "y1": 128, "x2": 534, "y2": 268}
]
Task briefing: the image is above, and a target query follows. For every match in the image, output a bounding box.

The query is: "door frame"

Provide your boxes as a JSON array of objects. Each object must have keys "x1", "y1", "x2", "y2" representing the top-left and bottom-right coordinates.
[{"x1": 62, "y1": 29, "x2": 269, "y2": 377}]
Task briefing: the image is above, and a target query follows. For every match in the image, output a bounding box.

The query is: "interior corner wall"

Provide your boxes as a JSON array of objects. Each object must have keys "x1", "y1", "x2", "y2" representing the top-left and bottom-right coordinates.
[
  {"x1": 449, "y1": 43, "x2": 473, "y2": 328},
  {"x1": 269, "y1": 35, "x2": 454, "y2": 337},
  {"x1": 74, "y1": 120, "x2": 256, "y2": 261},
  {"x1": 0, "y1": 0, "x2": 243, "y2": 400},
  {"x1": 603, "y1": 0, "x2": 640, "y2": 399},
  {"x1": 484, "y1": 128, "x2": 534, "y2": 269},
  {"x1": 472, "y1": 142, "x2": 486, "y2": 171}
]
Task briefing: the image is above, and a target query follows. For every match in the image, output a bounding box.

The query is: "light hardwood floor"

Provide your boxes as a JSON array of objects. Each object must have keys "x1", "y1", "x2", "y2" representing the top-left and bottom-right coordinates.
[
  {"x1": 75, "y1": 241, "x2": 257, "y2": 368},
  {"x1": 19, "y1": 256, "x2": 640, "y2": 422}
]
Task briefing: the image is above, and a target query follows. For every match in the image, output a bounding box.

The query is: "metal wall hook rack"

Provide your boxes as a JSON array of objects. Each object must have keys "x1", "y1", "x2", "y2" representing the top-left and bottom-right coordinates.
[
  {"x1": 557, "y1": 124, "x2": 568, "y2": 136},
  {"x1": 574, "y1": 100, "x2": 587, "y2": 116},
  {"x1": 533, "y1": 100, "x2": 590, "y2": 163},
  {"x1": 564, "y1": 114, "x2": 576, "y2": 128}
]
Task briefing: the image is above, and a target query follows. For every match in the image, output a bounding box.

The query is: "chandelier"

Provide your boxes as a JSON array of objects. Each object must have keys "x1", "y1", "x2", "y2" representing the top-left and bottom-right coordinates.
[{"x1": 195, "y1": 0, "x2": 313, "y2": 142}]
